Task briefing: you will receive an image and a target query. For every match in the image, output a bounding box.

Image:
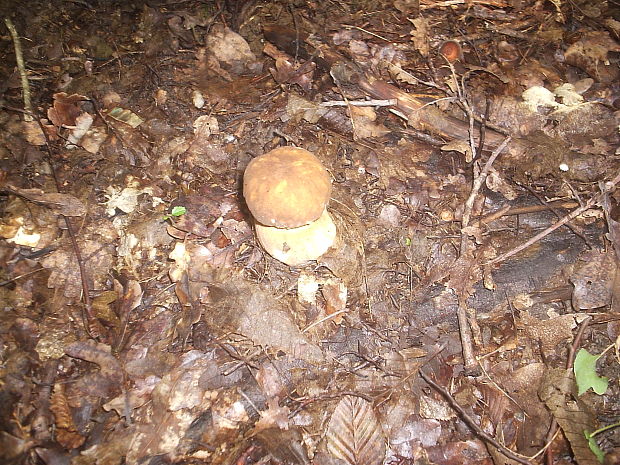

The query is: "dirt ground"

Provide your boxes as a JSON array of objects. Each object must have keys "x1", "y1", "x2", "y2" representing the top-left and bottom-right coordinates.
[{"x1": 1, "y1": 1, "x2": 620, "y2": 464}]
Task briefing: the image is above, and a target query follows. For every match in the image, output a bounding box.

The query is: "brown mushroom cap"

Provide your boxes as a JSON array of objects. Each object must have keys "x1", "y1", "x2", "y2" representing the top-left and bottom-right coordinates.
[{"x1": 243, "y1": 147, "x2": 332, "y2": 228}]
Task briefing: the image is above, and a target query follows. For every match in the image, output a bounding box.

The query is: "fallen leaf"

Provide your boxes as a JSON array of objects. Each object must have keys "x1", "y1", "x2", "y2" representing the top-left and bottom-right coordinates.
[{"x1": 325, "y1": 395, "x2": 385, "y2": 465}]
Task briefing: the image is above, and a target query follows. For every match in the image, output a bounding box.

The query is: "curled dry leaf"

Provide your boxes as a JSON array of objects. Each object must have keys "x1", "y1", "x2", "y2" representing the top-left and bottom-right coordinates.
[
  {"x1": 325, "y1": 395, "x2": 386, "y2": 465},
  {"x1": 47, "y1": 92, "x2": 86, "y2": 127},
  {"x1": 4, "y1": 184, "x2": 86, "y2": 217},
  {"x1": 50, "y1": 383, "x2": 85, "y2": 449},
  {"x1": 64, "y1": 341, "x2": 122, "y2": 382}
]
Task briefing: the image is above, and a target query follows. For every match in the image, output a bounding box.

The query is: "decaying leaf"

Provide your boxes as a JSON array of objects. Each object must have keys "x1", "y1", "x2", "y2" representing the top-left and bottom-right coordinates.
[
  {"x1": 325, "y1": 395, "x2": 385, "y2": 465},
  {"x1": 4, "y1": 184, "x2": 86, "y2": 217},
  {"x1": 538, "y1": 367, "x2": 600, "y2": 465},
  {"x1": 106, "y1": 107, "x2": 144, "y2": 128},
  {"x1": 50, "y1": 383, "x2": 85, "y2": 449},
  {"x1": 570, "y1": 249, "x2": 617, "y2": 310}
]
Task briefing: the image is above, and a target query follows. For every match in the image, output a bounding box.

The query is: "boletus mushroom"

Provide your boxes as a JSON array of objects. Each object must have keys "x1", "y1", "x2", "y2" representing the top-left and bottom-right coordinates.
[{"x1": 243, "y1": 147, "x2": 336, "y2": 266}]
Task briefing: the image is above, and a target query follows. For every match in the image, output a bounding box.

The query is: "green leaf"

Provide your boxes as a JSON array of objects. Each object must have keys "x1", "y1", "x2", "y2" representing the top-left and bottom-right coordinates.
[
  {"x1": 162, "y1": 205, "x2": 187, "y2": 221},
  {"x1": 170, "y1": 206, "x2": 186, "y2": 217},
  {"x1": 574, "y1": 349, "x2": 609, "y2": 396},
  {"x1": 584, "y1": 430, "x2": 605, "y2": 463}
]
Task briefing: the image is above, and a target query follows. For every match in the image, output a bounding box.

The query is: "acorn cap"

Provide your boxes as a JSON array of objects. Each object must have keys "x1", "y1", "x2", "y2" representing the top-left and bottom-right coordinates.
[{"x1": 243, "y1": 147, "x2": 332, "y2": 228}]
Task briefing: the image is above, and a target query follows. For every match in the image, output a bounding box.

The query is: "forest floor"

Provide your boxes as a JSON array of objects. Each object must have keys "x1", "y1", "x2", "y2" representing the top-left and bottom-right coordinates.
[{"x1": 1, "y1": 1, "x2": 620, "y2": 464}]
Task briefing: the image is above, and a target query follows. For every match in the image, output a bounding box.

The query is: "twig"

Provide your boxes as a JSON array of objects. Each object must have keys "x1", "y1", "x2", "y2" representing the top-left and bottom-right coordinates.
[
  {"x1": 479, "y1": 201, "x2": 578, "y2": 224},
  {"x1": 544, "y1": 315, "x2": 593, "y2": 465},
  {"x1": 486, "y1": 194, "x2": 598, "y2": 266},
  {"x1": 320, "y1": 99, "x2": 398, "y2": 107},
  {"x1": 419, "y1": 369, "x2": 534, "y2": 465},
  {"x1": 302, "y1": 308, "x2": 348, "y2": 333},
  {"x1": 3, "y1": 20, "x2": 97, "y2": 336},
  {"x1": 3, "y1": 105, "x2": 97, "y2": 337},
  {"x1": 457, "y1": 137, "x2": 511, "y2": 371},
  {"x1": 4, "y1": 18, "x2": 32, "y2": 121},
  {"x1": 522, "y1": 183, "x2": 590, "y2": 247},
  {"x1": 461, "y1": 136, "x2": 512, "y2": 231},
  {"x1": 0, "y1": 267, "x2": 46, "y2": 287},
  {"x1": 330, "y1": 69, "x2": 357, "y2": 138},
  {"x1": 487, "y1": 169, "x2": 620, "y2": 266},
  {"x1": 341, "y1": 24, "x2": 391, "y2": 42}
]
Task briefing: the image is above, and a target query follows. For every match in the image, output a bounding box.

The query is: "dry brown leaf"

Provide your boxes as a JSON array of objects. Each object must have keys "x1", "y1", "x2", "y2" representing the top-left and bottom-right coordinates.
[
  {"x1": 564, "y1": 31, "x2": 620, "y2": 83},
  {"x1": 50, "y1": 383, "x2": 85, "y2": 449},
  {"x1": 322, "y1": 278, "x2": 347, "y2": 320},
  {"x1": 205, "y1": 24, "x2": 262, "y2": 75},
  {"x1": 4, "y1": 184, "x2": 86, "y2": 217},
  {"x1": 41, "y1": 221, "x2": 117, "y2": 298},
  {"x1": 349, "y1": 106, "x2": 390, "y2": 139},
  {"x1": 325, "y1": 395, "x2": 385, "y2": 465},
  {"x1": 519, "y1": 312, "x2": 575, "y2": 352},
  {"x1": 47, "y1": 92, "x2": 86, "y2": 127},
  {"x1": 538, "y1": 368, "x2": 600, "y2": 465},
  {"x1": 408, "y1": 17, "x2": 429, "y2": 57},
  {"x1": 570, "y1": 249, "x2": 617, "y2": 310},
  {"x1": 64, "y1": 341, "x2": 122, "y2": 380}
]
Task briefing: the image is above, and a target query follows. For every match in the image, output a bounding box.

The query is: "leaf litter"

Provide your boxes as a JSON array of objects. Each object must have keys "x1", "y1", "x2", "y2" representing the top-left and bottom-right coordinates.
[{"x1": 1, "y1": 1, "x2": 620, "y2": 464}]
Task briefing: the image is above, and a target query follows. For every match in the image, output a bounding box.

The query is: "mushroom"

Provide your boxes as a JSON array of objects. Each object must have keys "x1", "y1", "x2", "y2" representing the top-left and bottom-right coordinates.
[{"x1": 243, "y1": 147, "x2": 336, "y2": 266}]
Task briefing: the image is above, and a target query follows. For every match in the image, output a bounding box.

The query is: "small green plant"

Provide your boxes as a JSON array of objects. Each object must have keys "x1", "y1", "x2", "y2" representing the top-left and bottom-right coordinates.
[
  {"x1": 163, "y1": 205, "x2": 187, "y2": 221},
  {"x1": 585, "y1": 421, "x2": 620, "y2": 463},
  {"x1": 574, "y1": 344, "x2": 616, "y2": 462}
]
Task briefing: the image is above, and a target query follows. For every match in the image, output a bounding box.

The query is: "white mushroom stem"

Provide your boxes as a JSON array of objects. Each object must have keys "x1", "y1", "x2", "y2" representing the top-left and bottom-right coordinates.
[{"x1": 255, "y1": 209, "x2": 337, "y2": 266}]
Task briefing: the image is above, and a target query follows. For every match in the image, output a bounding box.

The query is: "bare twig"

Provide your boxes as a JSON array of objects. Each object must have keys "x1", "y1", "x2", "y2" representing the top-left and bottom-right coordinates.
[
  {"x1": 419, "y1": 369, "x2": 534, "y2": 465},
  {"x1": 3, "y1": 21, "x2": 97, "y2": 336},
  {"x1": 486, "y1": 194, "x2": 597, "y2": 266},
  {"x1": 320, "y1": 99, "x2": 397, "y2": 107},
  {"x1": 457, "y1": 137, "x2": 511, "y2": 371},
  {"x1": 0, "y1": 267, "x2": 46, "y2": 287},
  {"x1": 479, "y1": 200, "x2": 578, "y2": 224},
  {"x1": 4, "y1": 18, "x2": 32, "y2": 121},
  {"x1": 487, "y1": 170, "x2": 620, "y2": 266},
  {"x1": 522, "y1": 183, "x2": 590, "y2": 247},
  {"x1": 461, "y1": 136, "x2": 512, "y2": 231},
  {"x1": 2, "y1": 105, "x2": 97, "y2": 338}
]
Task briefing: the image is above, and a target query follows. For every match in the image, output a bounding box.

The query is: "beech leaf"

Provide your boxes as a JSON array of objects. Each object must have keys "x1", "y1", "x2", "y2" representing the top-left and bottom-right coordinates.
[{"x1": 325, "y1": 395, "x2": 385, "y2": 465}]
